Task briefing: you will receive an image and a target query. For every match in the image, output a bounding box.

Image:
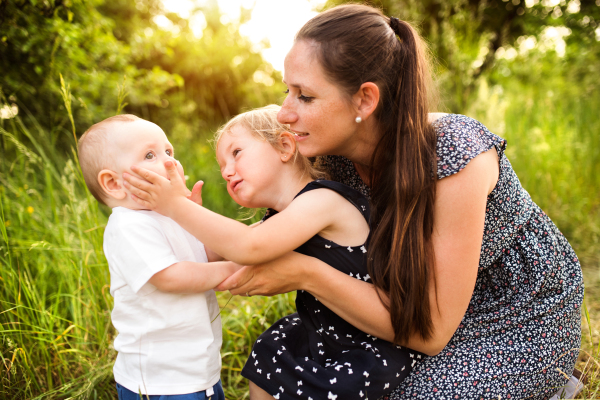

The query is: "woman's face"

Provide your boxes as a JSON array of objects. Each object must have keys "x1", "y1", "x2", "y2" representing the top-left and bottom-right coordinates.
[{"x1": 277, "y1": 40, "x2": 359, "y2": 159}]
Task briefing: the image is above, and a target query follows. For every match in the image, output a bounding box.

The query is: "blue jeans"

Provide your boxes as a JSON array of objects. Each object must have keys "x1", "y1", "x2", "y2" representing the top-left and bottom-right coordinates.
[{"x1": 116, "y1": 381, "x2": 225, "y2": 400}]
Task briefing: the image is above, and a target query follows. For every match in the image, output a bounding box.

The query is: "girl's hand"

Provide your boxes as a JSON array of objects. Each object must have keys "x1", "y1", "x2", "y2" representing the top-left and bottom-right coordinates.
[
  {"x1": 123, "y1": 161, "x2": 189, "y2": 217},
  {"x1": 188, "y1": 180, "x2": 204, "y2": 206},
  {"x1": 216, "y1": 251, "x2": 311, "y2": 296}
]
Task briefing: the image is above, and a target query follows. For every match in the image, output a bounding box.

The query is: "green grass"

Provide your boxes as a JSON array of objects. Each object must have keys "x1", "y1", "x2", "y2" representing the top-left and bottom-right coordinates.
[{"x1": 1, "y1": 73, "x2": 599, "y2": 399}]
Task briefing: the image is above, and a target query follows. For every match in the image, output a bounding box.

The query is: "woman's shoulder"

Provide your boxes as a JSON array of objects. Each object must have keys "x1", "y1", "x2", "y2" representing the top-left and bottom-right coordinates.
[{"x1": 432, "y1": 114, "x2": 506, "y2": 179}]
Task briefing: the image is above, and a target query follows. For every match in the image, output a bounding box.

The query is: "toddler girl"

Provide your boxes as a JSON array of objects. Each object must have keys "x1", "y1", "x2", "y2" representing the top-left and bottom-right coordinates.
[{"x1": 124, "y1": 105, "x2": 421, "y2": 400}]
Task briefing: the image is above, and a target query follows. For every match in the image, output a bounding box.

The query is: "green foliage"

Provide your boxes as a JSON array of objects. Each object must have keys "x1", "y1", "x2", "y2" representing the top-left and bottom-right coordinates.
[
  {"x1": 0, "y1": 0, "x2": 284, "y2": 151},
  {"x1": 1, "y1": 0, "x2": 599, "y2": 398},
  {"x1": 325, "y1": 0, "x2": 600, "y2": 111}
]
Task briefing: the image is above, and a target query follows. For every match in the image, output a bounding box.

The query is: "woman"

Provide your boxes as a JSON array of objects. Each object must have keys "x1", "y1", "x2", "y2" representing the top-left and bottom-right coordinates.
[{"x1": 217, "y1": 4, "x2": 583, "y2": 399}]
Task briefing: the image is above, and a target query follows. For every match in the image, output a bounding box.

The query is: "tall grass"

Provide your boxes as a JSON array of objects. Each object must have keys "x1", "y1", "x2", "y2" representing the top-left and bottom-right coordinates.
[
  {"x1": 0, "y1": 70, "x2": 598, "y2": 399},
  {"x1": 0, "y1": 86, "x2": 296, "y2": 399}
]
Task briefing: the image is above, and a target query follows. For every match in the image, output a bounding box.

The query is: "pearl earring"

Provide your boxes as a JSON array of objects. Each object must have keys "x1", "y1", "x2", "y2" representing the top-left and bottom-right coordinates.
[{"x1": 355, "y1": 117, "x2": 362, "y2": 123}]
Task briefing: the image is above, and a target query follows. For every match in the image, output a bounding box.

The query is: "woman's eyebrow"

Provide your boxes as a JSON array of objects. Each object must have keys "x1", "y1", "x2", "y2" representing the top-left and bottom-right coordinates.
[{"x1": 283, "y1": 80, "x2": 312, "y2": 92}]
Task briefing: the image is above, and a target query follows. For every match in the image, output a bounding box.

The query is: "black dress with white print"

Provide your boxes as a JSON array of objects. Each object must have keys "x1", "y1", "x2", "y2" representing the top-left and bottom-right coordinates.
[
  {"x1": 321, "y1": 114, "x2": 583, "y2": 400},
  {"x1": 242, "y1": 180, "x2": 422, "y2": 400}
]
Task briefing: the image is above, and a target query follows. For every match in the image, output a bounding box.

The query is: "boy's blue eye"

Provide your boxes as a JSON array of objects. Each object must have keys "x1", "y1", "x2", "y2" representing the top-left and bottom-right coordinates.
[
  {"x1": 145, "y1": 152, "x2": 154, "y2": 160},
  {"x1": 165, "y1": 149, "x2": 172, "y2": 156}
]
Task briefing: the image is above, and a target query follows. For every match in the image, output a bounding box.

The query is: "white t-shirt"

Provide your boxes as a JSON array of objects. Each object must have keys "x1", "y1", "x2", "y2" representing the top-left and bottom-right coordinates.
[{"x1": 104, "y1": 207, "x2": 222, "y2": 395}]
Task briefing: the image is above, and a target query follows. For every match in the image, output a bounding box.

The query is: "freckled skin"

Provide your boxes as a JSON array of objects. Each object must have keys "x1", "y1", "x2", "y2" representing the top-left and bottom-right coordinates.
[{"x1": 277, "y1": 40, "x2": 378, "y2": 166}]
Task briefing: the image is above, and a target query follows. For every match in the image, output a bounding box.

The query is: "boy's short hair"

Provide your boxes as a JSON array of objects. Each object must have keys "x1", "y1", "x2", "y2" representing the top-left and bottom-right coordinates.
[
  {"x1": 78, "y1": 114, "x2": 141, "y2": 205},
  {"x1": 214, "y1": 105, "x2": 328, "y2": 181}
]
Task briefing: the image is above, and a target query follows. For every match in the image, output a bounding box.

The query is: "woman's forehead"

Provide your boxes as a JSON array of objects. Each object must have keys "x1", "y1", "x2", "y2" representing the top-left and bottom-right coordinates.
[{"x1": 283, "y1": 41, "x2": 323, "y2": 88}]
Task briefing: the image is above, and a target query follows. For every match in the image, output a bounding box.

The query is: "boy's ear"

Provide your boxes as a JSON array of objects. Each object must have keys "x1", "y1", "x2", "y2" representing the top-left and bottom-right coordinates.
[
  {"x1": 98, "y1": 169, "x2": 127, "y2": 200},
  {"x1": 279, "y1": 132, "x2": 297, "y2": 162}
]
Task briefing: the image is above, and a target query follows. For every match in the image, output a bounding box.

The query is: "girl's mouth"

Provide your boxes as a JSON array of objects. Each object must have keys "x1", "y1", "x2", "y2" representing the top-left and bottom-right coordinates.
[{"x1": 231, "y1": 180, "x2": 242, "y2": 192}]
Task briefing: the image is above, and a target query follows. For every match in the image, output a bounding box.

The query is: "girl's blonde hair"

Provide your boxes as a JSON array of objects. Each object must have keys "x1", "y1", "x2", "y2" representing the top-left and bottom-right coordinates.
[{"x1": 214, "y1": 104, "x2": 328, "y2": 180}]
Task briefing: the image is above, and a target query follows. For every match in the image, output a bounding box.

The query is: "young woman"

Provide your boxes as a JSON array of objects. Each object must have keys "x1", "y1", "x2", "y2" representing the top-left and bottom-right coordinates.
[{"x1": 214, "y1": 5, "x2": 584, "y2": 399}]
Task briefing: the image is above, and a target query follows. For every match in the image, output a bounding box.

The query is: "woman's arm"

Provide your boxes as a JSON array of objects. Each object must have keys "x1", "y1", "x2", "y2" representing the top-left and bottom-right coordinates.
[{"x1": 220, "y1": 149, "x2": 499, "y2": 355}]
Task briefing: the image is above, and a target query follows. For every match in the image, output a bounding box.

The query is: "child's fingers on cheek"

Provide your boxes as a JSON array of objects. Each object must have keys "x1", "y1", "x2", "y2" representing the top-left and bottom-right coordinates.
[
  {"x1": 127, "y1": 183, "x2": 150, "y2": 201},
  {"x1": 125, "y1": 175, "x2": 153, "y2": 192}
]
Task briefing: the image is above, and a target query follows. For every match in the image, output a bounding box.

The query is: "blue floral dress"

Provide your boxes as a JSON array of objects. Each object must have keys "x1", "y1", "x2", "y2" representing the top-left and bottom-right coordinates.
[{"x1": 320, "y1": 114, "x2": 583, "y2": 400}]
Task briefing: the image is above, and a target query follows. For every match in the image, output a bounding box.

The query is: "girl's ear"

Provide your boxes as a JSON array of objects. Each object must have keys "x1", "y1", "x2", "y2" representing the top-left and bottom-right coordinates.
[
  {"x1": 352, "y1": 82, "x2": 380, "y2": 121},
  {"x1": 279, "y1": 131, "x2": 297, "y2": 162},
  {"x1": 98, "y1": 169, "x2": 127, "y2": 200}
]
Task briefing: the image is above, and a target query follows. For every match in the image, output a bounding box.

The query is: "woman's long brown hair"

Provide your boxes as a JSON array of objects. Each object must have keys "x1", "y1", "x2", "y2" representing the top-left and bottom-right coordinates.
[{"x1": 297, "y1": 4, "x2": 438, "y2": 343}]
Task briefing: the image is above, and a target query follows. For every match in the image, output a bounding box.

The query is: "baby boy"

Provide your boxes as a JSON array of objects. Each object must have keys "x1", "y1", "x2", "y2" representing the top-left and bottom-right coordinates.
[{"x1": 78, "y1": 114, "x2": 238, "y2": 400}]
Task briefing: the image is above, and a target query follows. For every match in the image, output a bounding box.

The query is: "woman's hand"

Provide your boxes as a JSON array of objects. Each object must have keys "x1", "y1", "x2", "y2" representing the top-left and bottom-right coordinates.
[
  {"x1": 123, "y1": 161, "x2": 189, "y2": 217},
  {"x1": 216, "y1": 251, "x2": 309, "y2": 296},
  {"x1": 216, "y1": 251, "x2": 398, "y2": 343}
]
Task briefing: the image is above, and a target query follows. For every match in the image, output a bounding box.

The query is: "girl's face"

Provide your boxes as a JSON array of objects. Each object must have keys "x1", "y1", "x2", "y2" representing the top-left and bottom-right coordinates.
[
  {"x1": 277, "y1": 40, "x2": 359, "y2": 158},
  {"x1": 216, "y1": 125, "x2": 284, "y2": 209}
]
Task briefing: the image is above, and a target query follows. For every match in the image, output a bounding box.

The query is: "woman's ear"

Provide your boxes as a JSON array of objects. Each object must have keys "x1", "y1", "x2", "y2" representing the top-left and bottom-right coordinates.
[
  {"x1": 279, "y1": 132, "x2": 297, "y2": 162},
  {"x1": 98, "y1": 169, "x2": 127, "y2": 200},
  {"x1": 353, "y1": 82, "x2": 380, "y2": 121}
]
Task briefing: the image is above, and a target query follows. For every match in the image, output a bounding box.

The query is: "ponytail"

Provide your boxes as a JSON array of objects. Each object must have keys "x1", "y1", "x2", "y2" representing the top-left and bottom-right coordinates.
[{"x1": 297, "y1": 5, "x2": 438, "y2": 344}]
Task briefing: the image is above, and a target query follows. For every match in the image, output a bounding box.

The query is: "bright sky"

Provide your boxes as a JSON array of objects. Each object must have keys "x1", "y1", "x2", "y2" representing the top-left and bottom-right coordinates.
[{"x1": 161, "y1": 0, "x2": 326, "y2": 71}]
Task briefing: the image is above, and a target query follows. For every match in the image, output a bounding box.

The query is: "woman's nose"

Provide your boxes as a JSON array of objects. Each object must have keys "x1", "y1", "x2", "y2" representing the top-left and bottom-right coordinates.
[{"x1": 277, "y1": 99, "x2": 298, "y2": 125}]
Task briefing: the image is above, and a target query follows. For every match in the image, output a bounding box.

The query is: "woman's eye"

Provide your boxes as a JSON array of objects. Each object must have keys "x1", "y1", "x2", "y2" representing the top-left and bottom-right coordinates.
[
  {"x1": 283, "y1": 88, "x2": 289, "y2": 94},
  {"x1": 145, "y1": 152, "x2": 155, "y2": 160},
  {"x1": 299, "y1": 94, "x2": 313, "y2": 103}
]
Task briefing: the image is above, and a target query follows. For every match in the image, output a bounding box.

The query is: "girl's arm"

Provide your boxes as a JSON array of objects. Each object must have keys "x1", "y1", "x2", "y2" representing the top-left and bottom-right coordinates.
[
  {"x1": 149, "y1": 261, "x2": 242, "y2": 293},
  {"x1": 219, "y1": 149, "x2": 499, "y2": 356},
  {"x1": 123, "y1": 162, "x2": 344, "y2": 265}
]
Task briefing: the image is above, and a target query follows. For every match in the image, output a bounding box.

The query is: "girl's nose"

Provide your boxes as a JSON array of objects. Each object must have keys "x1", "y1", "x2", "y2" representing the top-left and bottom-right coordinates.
[
  {"x1": 277, "y1": 99, "x2": 298, "y2": 125},
  {"x1": 221, "y1": 163, "x2": 234, "y2": 180}
]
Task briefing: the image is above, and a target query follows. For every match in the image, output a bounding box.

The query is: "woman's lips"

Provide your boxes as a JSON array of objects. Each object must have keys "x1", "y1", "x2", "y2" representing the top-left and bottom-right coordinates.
[{"x1": 293, "y1": 132, "x2": 310, "y2": 142}]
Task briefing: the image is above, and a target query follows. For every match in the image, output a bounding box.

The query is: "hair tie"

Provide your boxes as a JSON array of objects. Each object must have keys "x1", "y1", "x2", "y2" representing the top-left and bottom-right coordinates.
[{"x1": 389, "y1": 16, "x2": 402, "y2": 36}]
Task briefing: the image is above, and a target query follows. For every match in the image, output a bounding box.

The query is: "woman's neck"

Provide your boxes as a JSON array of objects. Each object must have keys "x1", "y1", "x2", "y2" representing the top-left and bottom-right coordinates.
[{"x1": 352, "y1": 161, "x2": 372, "y2": 187}]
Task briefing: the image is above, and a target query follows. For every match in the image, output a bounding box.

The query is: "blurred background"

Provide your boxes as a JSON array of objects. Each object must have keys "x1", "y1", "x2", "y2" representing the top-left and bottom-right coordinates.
[{"x1": 1, "y1": 0, "x2": 599, "y2": 398}]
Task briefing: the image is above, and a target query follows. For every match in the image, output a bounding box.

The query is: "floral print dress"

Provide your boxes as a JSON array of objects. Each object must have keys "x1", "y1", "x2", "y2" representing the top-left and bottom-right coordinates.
[{"x1": 320, "y1": 114, "x2": 583, "y2": 400}]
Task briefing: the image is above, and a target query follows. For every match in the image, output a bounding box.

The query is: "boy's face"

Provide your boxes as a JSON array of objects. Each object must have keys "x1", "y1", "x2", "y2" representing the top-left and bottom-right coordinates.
[
  {"x1": 111, "y1": 119, "x2": 184, "y2": 180},
  {"x1": 101, "y1": 120, "x2": 184, "y2": 209}
]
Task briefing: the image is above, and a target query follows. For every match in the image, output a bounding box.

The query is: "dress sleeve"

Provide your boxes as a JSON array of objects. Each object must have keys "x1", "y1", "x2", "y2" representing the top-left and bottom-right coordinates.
[
  {"x1": 433, "y1": 114, "x2": 506, "y2": 180},
  {"x1": 104, "y1": 214, "x2": 179, "y2": 293}
]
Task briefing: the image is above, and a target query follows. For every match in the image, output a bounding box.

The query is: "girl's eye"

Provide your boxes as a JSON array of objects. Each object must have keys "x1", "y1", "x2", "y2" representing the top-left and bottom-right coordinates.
[
  {"x1": 232, "y1": 149, "x2": 241, "y2": 157},
  {"x1": 165, "y1": 149, "x2": 172, "y2": 156},
  {"x1": 145, "y1": 152, "x2": 155, "y2": 160}
]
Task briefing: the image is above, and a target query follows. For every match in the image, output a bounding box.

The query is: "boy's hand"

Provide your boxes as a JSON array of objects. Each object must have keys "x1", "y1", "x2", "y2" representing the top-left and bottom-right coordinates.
[
  {"x1": 188, "y1": 180, "x2": 204, "y2": 206},
  {"x1": 124, "y1": 161, "x2": 188, "y2": 217}
]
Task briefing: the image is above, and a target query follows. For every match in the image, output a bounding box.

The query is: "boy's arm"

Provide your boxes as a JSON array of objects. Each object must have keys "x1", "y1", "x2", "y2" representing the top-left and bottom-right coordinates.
[
  {"x1": 205, "y1": 247, "x2": 225, "y2": 262},
  {"x1": 148, "y1": 261, "x2": 242, "y2": 293}
]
